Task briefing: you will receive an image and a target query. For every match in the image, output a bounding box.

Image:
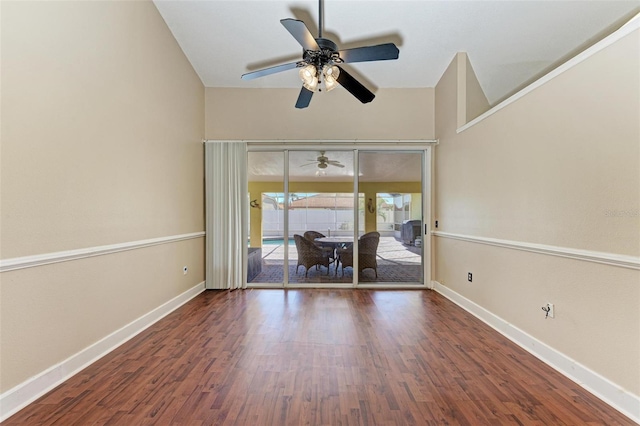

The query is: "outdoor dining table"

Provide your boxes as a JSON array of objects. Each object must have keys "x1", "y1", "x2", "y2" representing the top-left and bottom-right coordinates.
[
  {"x1": 314, "y1": 236, "x2": 354, "y2": 265},
  {"x1": 314, "y1": 236, "x2": 354, "y2": 247}
]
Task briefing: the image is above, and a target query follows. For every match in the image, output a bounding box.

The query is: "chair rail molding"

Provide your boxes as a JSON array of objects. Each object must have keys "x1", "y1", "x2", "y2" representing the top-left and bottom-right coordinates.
[
  {"x1": 432, "y1": 231, "x2": 640, "y2": 270},
  {"x1": 0, "y1": 232, "x2": 206, "y2": 273}
]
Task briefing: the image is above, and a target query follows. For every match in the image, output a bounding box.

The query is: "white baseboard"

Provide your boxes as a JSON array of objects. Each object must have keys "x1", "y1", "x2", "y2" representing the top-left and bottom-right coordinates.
[
  {"x1": 432, "y1": 281, "x2": 640, "y2": 424},
  {"x1": 0, "y1": 281, "x2": 205, "y2": 422}
]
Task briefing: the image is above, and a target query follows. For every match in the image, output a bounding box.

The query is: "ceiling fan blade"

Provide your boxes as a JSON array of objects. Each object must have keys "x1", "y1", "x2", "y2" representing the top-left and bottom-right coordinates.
[
  {"x1": 295, "y1": 87, "x2": 314, "y2": 109},
  {"x1": 281, "y1": 19, "x2": 320, "y2": 51},
  {"x1": 338, "y1": 43, "x2": 399, "y2": 63},
  {"x1": 328, "y1": 162, "x2": 345, "y2": 168},
  {"x1": 335, "y1": 66, "x2": 375, "y2": 104},
  {"x1": 241, "y1": 61, "x2": 299, "y2": 80}
]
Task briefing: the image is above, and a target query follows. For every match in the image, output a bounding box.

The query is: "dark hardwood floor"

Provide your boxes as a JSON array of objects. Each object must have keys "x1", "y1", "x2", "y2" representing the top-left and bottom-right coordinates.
[{"x1": 4, "y1": 289, "x2": 634, "y2": 425}]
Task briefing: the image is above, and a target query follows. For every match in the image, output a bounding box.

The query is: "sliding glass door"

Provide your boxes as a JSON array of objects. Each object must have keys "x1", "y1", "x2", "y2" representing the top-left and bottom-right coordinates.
[
  {"x1": 288, "y1": 150, "x2": 356, "y2": 284},
  {"x1": 247, "y1": 151, "x2": 285, "y2": 285},
  {"x1": 247, "y1": 145, "x2": 429, "y2": 288},
  {"x1": 358, "y1": 151, "x2": 424, "y2": 284}
]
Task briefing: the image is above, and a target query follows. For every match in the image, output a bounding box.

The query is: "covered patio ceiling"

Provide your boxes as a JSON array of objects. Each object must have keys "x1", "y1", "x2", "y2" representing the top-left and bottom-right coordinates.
[{"x1": 248, "y1": 150, "x2": 423, "y2": 182}]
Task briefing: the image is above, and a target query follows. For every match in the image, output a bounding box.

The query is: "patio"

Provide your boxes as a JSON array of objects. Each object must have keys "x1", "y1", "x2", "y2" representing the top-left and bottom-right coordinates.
[{"x1": 250, "y1": 236, "x2": 423, "y2": 284}]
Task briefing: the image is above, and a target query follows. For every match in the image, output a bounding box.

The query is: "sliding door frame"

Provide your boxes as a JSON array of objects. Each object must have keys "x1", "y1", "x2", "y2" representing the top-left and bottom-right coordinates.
[{"x1": 245, "y1": 140, "x2": 437, "y2": 289}]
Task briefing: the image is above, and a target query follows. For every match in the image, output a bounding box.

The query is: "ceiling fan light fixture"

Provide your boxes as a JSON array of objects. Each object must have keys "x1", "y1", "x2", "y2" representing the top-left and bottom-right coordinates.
[
  {"x1": 324, "y1": 76, "x2": 338, "y2": 92},
  {"x1": 323, "y1": 65, "x2": 339, "y2": 78},
  {"x1": 299, "y1": 64, "x2": 316, "y2": 81},
  {"x1": 315, "y1": 169, "x2": 327, "y2": 177},
  {"x1": 323, "y1": 65, "x2": 340, "y2": 91},
  {"x1": 299, "y1": 64, "x2": 318, "y2": 92},
  {"x1": 304, "y1": 76, "x2": 319, "y2": 92}
]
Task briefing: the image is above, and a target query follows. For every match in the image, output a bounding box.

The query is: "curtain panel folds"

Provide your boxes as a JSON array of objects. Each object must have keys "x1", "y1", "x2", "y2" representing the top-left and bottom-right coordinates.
[{"x1": 205, "y1": 141, "x2": 248, "y2": 289}]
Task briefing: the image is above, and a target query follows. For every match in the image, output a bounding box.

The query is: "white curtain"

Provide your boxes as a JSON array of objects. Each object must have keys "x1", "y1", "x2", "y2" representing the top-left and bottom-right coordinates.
[{"x1": 205, "y1": 141, "x2": 248, "y2": 290}]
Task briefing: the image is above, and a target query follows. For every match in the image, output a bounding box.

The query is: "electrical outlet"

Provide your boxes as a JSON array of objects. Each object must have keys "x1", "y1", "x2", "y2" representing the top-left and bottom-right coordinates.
[
  {"x1": 468, "y1": 272, "x2": 472, "y2": 282},
  {"x1": 435, "y1": 220, "x2": 439, "y2": 228},
  {"x1": 183, "y1": 266, "x2": 188, "y2": 275}
]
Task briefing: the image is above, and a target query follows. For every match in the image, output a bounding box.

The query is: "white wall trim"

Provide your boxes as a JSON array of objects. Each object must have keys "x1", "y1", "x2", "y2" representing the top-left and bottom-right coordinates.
[
  {"x1": 432, "y1": 281, "x2": 640, "y2": 424},
  {"x1": 206, "y1": 139, "x2": 439, "y2": 144},
  {"x1": 433, "y1": 231, "x2": 640, "y2": 270},
  {"x1": 0, "y1": 232, "x2": 205, "y2": 273},
  {"x1": 206, "y1": 140, "x2": 440, "y2": 152},
  {"x1": 0, "y1": 281, "x2": 206, "y2": 422},
  {"x1": 457, "y1": 12, "x2": 640, "y2": 133}
]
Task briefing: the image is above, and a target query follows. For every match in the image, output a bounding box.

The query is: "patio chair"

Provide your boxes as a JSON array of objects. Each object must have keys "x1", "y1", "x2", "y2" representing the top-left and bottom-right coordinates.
[
  {"x1": 294, "y1": 234, "x2": 331, "y2": 277},
  {"x1": 304, "y1": 230, "x2": 335, "y2": 261},
  {"x1": 303, "y1": 230, "x2": 325, "y2": 241},
  {"x1": 360, "y1": 231, "x2": 380, "y2": 239},
  {"x1": 336, "y1": 233, "x2": 380, "y2": 278}
]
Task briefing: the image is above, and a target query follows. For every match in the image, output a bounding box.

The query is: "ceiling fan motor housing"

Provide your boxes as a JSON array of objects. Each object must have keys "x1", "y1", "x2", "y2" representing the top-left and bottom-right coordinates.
[
  {"x1": 303, "y1": 38, "x2": 340, "y2": 69},
  {"x1": 316, "y1": 38, "x2": 337, "y2": 52}
]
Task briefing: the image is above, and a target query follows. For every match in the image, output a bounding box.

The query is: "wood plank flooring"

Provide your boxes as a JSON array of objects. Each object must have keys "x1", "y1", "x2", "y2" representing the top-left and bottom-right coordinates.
[{"x1": 4, "y1": 289, "x2": 635, "y2": 425}]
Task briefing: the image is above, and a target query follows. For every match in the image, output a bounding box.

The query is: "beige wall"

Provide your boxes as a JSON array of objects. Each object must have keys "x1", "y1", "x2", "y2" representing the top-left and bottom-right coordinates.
[
  {"x1": 0, "y1": 1, "x2": 205, "y2": 392},
  {"x1": 434, "y1": 31, "x2": 640, "y2": 396},
  {"x1": 205, "y1": 87, "x2": 434, "y2": 140},
  {"x1": 463, "y1": 54, "x2": 491, "y2": 123}
]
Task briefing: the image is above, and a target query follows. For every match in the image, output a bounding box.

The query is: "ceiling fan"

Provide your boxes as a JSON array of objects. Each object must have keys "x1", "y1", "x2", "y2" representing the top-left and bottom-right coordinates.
[
  {"x1": 241, "y1": 0, "x2": 399, "y2": 109},
  {"x1": 301, "y1": 151, "x2": 345, "y2": 169}
]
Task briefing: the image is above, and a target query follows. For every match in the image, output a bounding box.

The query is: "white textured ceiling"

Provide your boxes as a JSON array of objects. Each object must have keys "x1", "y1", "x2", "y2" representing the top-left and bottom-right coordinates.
[{"x1": 153, "y1": 0, "x2": 639, "y2": 104}]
